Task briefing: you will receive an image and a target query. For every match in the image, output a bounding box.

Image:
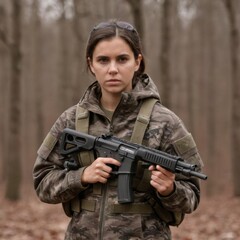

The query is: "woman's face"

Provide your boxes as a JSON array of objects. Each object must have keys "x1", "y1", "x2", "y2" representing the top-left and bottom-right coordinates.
[{"x1": 89, "y1": 37, "x2": 142, "y2": 96}]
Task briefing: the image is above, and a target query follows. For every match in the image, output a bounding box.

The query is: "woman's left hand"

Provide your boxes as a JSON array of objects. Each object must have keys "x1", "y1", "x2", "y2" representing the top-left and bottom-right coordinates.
[{"x1": 148, "y1": 165, "x2": 175, "y2": 196}]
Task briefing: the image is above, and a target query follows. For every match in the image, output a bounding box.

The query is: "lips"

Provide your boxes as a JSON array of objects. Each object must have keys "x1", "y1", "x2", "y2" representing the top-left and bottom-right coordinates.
[{"x1": 106, "y1": 79, "x2": 121, "y2": 84}]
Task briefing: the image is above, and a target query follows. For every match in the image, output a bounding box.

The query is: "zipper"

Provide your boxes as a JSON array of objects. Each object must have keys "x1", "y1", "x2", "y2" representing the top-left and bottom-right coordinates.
[
  {"x1": 98, "y1": 96, "x2": 125, "y2": 239},
  {"x1": 98, "y1": 110, "x2": 117, "y2": 239},
  {"x1": 99, "y1": 183, "x2": 108, "y2": 240}
]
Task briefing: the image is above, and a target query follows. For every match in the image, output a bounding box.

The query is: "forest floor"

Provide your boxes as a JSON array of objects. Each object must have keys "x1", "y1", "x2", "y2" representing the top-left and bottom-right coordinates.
[{"x1": 0, "y1": 193, "x2": 239, "y2": 240}]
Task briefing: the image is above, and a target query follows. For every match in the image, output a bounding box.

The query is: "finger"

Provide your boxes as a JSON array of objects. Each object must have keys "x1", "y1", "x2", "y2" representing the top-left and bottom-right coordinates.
[
  {"x1": 100, "y1": 163, "x2": 114, "y2": 174},
  {"x1": 148, "y1": 165, "x2": 156, "y2": 171},
  {"x1": 150, "y1": 179, "x2": 169, "y2": 194},
  {"x1": 155, "y1": 165, "x2": 175, "y2": 178},
  {"x1": 102, "y1": 157, "x2": 121, "y2": 166},
  {"x1": 150, "y1": 177, "x2": 175, "y2": 196},
  {"x1": 151, "y1": 169, "x2": 166, "y2": 180},
  {"x1": 95, "y1": 167, "x2": 111, "y2": 177}
]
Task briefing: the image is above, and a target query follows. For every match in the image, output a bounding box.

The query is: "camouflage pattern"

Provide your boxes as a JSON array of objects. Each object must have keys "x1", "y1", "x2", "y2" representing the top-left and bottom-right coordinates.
[{"x1": 33, "y1": 74, "x2": 203, "y2": 240}]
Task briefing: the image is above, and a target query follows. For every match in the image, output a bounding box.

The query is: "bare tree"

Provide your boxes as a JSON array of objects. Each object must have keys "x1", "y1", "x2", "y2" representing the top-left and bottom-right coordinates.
[
  {"x1": 199, "y1": 0, "x2": 218, "y2": 197},
  {"x1": 0, "y1": 2, "x2": 8, "y2": 181},
  {"x1": 159, "y1": 0, "x2": 171, "y2": 107},
  {"x1": 126, "y1": 0, "x2": 144, "y2": 39},
  {"x1": 32, "y1": 0, "x2": 44, "y2": 146},
  {"x1": 224, "y1": 0, "x2": 240, "y2": 196},
  {"x1": 58, "y1": 0, "x2": 72, "y2": 111},
  {"x1": 5, "y1": 0, "x2": 22, "y2": 200},
  {"x1": 0, "y1": 3, "x2": 8, "y2": 45},
  {"x1": 72, "y1": 0, "x2": 92, "y2": 103}
]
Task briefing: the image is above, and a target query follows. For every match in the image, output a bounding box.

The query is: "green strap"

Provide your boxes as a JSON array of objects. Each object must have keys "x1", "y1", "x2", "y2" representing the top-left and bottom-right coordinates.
[
  {"x1": 109, "y1": 203, "x2": 153, "y2": 214},
  {"x1": 130, "y1": 98, "x2": 158, "y2": 144},
  {"x1": 75, "y1": 104, "x2": 89, "y2": 133},
  {"x1": 75, "y1": 104, "x2": 101, "y2": 195},
  {"x1": 75, "y1": 104, "x2": 94, "y2": 166},
  {"x1": 131, "y1": 98, "x2": 158, "y2": 189},
  {"x1": 71, "y1": 198, "x2": 96, "y2": 212}
]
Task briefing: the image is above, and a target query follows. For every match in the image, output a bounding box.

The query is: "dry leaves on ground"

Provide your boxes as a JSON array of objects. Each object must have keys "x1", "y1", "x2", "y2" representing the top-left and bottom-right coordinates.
[
  {"x1": 0, "y1": 195, "x2": 239, "y2": 240},
  {"x1": 171, "y1": 196, "x2": 240, "y2": 240},
  {"x1": 0, "y1": 195, "x2": 68, "y2": 240}
]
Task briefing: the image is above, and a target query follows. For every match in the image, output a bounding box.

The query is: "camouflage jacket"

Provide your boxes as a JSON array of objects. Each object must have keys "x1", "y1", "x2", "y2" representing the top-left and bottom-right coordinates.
[{"x1": 33, "y1": 74, "x2": 203, "y2": 240}]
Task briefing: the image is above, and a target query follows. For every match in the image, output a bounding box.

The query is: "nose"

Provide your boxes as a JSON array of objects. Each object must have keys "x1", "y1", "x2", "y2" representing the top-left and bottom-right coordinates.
[{"x1": 108, "y1": 61, "x2": 118, "y2": 74}]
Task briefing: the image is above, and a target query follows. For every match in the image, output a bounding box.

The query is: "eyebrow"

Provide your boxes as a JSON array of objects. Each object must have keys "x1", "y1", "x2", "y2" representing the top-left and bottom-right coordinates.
[
  {"x1": 95, "y1": 53, "x2": 130, "y2": 58},
  {"x1": 96, "y1": 55, "x2": 108, "y2": 59}
]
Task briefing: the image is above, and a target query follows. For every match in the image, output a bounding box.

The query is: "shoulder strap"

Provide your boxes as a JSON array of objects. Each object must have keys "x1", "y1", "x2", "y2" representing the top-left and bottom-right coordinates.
[
  {"x1": 75, "y1": 104, "x2": 100, "y2": 196},
  {"x1": 75, "y1": 104, "x2": 89, "y2": 133},
  {"x1": 75, "y1": 104, "x2": 95, "y2": 167},
  {"x1": 130, "y1": 98, "x2": 158, "y2": 144},
  {"x1": 131, "y1": 98, "x2": 159, "y2": 191}
]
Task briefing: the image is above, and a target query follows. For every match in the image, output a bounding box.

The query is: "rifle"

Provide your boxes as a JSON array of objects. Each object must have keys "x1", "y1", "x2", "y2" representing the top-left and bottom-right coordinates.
[{"x1": 59, "y1": 128, "x2": 207, "y2": 203}]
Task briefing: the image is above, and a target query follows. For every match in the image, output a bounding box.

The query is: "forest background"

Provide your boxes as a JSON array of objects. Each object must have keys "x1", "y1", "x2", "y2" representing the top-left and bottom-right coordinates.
[{"x1": 0, "y1": 0, "x2": 240, "y2": 239}]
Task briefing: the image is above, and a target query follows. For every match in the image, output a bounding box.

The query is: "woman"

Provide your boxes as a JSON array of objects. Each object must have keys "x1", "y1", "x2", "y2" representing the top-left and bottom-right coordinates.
[{"x1": 33, "y1": 20, "x2": 203, "y2": 240}]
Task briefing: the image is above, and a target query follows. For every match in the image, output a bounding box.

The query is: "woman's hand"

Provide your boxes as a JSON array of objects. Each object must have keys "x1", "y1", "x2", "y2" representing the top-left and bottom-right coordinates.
[
  {"x1": 148, "y1": 165, "x2": 175, "y2": 196},
  {"x1": 81, "y1": 157, "x2": 121, "y2": 184}
]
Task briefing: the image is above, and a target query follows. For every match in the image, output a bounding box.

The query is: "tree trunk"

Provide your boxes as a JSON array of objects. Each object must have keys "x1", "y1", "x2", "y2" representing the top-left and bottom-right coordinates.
[
  {"x1": 159, "y1": 0, "x2": 171, "y2": 107},
  {"x1": 126, "y1": 0, "x2": 144, "y2": 39},
  {"x1": 5, "y1": 0, "x2": 22, "y2": 200},
  {"x1": 58, "y1": 0, "x2": 72, "y2": 112},
  {"x1": 32, "y1": 0, "x2": 44, "y2": 146},
  {"x1": 224, "y1": 0, "x2": 240, "y2": 196},
  {"x1": 0, "y1": 2, "x2": 9, "y2": 182},
  {"x1": 72, "y1": 0, "x2": 91, "y2": 103}
]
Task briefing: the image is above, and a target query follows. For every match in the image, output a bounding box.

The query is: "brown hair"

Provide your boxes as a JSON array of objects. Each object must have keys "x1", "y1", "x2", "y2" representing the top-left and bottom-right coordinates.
[{"x1": 86, "y1": 20, "x2": 145, "y2": 76}]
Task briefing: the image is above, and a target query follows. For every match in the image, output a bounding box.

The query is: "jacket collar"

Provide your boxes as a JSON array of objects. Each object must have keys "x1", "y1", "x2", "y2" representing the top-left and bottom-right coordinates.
[{"x1": 79, "y1": 74, "x2": 161, "y2": 114}]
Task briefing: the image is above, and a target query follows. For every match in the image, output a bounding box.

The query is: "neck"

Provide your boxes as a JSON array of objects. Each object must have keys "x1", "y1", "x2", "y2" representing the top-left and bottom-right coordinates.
[{"x1": 100, "y1": 93, "x2": 121, "y2": 111}]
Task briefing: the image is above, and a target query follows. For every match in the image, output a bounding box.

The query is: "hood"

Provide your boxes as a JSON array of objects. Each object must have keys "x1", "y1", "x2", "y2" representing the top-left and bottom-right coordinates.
[
  {"x1": 79, "y1": 74, "x2": 161, "y2": 113},
  {"x1": 131, "y1": 73, "x2": 161, "y2": 102}
]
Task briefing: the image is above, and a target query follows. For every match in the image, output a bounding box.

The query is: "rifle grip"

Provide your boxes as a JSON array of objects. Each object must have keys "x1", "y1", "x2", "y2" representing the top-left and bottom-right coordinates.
[{"x1": 117, "y1": 174, "x2": 134, "y2": 203}]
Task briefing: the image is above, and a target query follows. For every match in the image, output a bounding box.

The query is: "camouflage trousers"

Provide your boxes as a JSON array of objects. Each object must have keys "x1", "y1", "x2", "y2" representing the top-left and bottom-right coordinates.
[{"x1": 64, "y1": 211, "x2": 172, "y2": 240}]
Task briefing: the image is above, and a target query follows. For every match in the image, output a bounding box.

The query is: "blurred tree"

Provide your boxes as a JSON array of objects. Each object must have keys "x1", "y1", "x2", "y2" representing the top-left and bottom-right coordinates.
[
  {"x1": 126, "y1": 0, "x2": 144, "y2": 39},
  {"x1": 5, "y1": 0, "x2": 22, "y2": 200},
  {"x1": 224, "y1": 0, "x2": 240, "y2": 196},
  {"x1": 32, "y1": 0, "x2": 44, "y2": 146},
  {"x1": 58, "y1": 0, "x2": 72, "y2": 111},
  {"x1": 0, "y1": 4, "x2": 7, "y2": 45},
  {"x1": 159, "y1": 0, "x2": 171, "y2": 107},
  {"x1": 0, "y1": 2, "x2": 8, "y2": 182},
  {"x1": 72, "y1": 0, "x2": 91, "y2": 103}
]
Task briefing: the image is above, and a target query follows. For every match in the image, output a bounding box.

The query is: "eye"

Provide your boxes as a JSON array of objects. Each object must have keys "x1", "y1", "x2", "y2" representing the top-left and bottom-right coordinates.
[
  {"x1": 96, "y1": 56, "x2": 109, "y2": 64},
  {"x1": 117, "y1": 55, "x2": 129, "y2": 63}
]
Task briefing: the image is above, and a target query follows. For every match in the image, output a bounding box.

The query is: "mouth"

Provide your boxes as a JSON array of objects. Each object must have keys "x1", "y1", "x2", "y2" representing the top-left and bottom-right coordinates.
[{"x1": 106, "y1": 79, "x2": 121, "y2": 84}]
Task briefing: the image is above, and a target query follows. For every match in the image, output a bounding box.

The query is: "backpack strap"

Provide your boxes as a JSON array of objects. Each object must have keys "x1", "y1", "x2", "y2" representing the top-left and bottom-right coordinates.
[
  {"x1": 130, "y1": 98, "x2": 159, "y2": 192},
  {"x1": 75, "y1": 104, "x2": 95, "y2": 167},
  {"x1": 63, "y1": 104, "x2": 100, "y2": 216},
  {"x1": 130, "y1": 98, "x2": 158, "y2": 144},
  {"x1": 75, "y1": 104, "x2": 89, "y2": 133},
  {"x1": 110, "y1": 98, "x2": 159, "y2": 213}
]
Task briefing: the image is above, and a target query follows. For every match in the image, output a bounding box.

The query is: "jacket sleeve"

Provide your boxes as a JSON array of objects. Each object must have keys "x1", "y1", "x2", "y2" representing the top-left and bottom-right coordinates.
[
  {"x1": 33, "y1": 109, "x2": 88, "y2": 204},
  {"x1": 157, "y1": 111, "x2": 204, "y2": 214}
]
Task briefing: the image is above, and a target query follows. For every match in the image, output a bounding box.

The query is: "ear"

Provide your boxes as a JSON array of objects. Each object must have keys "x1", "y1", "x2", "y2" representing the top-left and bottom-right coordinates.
[
  {"x1": 135, "y1": 54, "x2": 142, "y2": 71},
  {"x1": 88, "y1": 57, "x2": 95, "y2": 75}
]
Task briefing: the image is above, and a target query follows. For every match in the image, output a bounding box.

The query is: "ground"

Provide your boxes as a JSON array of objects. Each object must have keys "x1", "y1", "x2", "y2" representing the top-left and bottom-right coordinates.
[{"x1": 0, "y1": 194, "x2": 239, "y2": 240}]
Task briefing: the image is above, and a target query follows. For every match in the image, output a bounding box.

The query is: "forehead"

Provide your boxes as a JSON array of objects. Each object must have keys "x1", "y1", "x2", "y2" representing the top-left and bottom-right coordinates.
[{"x1": 93, "y1": 37, "x2": 133, "y2": 57}]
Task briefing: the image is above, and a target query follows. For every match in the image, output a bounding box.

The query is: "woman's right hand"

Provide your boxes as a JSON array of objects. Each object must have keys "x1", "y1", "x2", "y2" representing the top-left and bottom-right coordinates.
[{"x1": 81, "y1": 157, "x2": 121, "y2": 184}]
